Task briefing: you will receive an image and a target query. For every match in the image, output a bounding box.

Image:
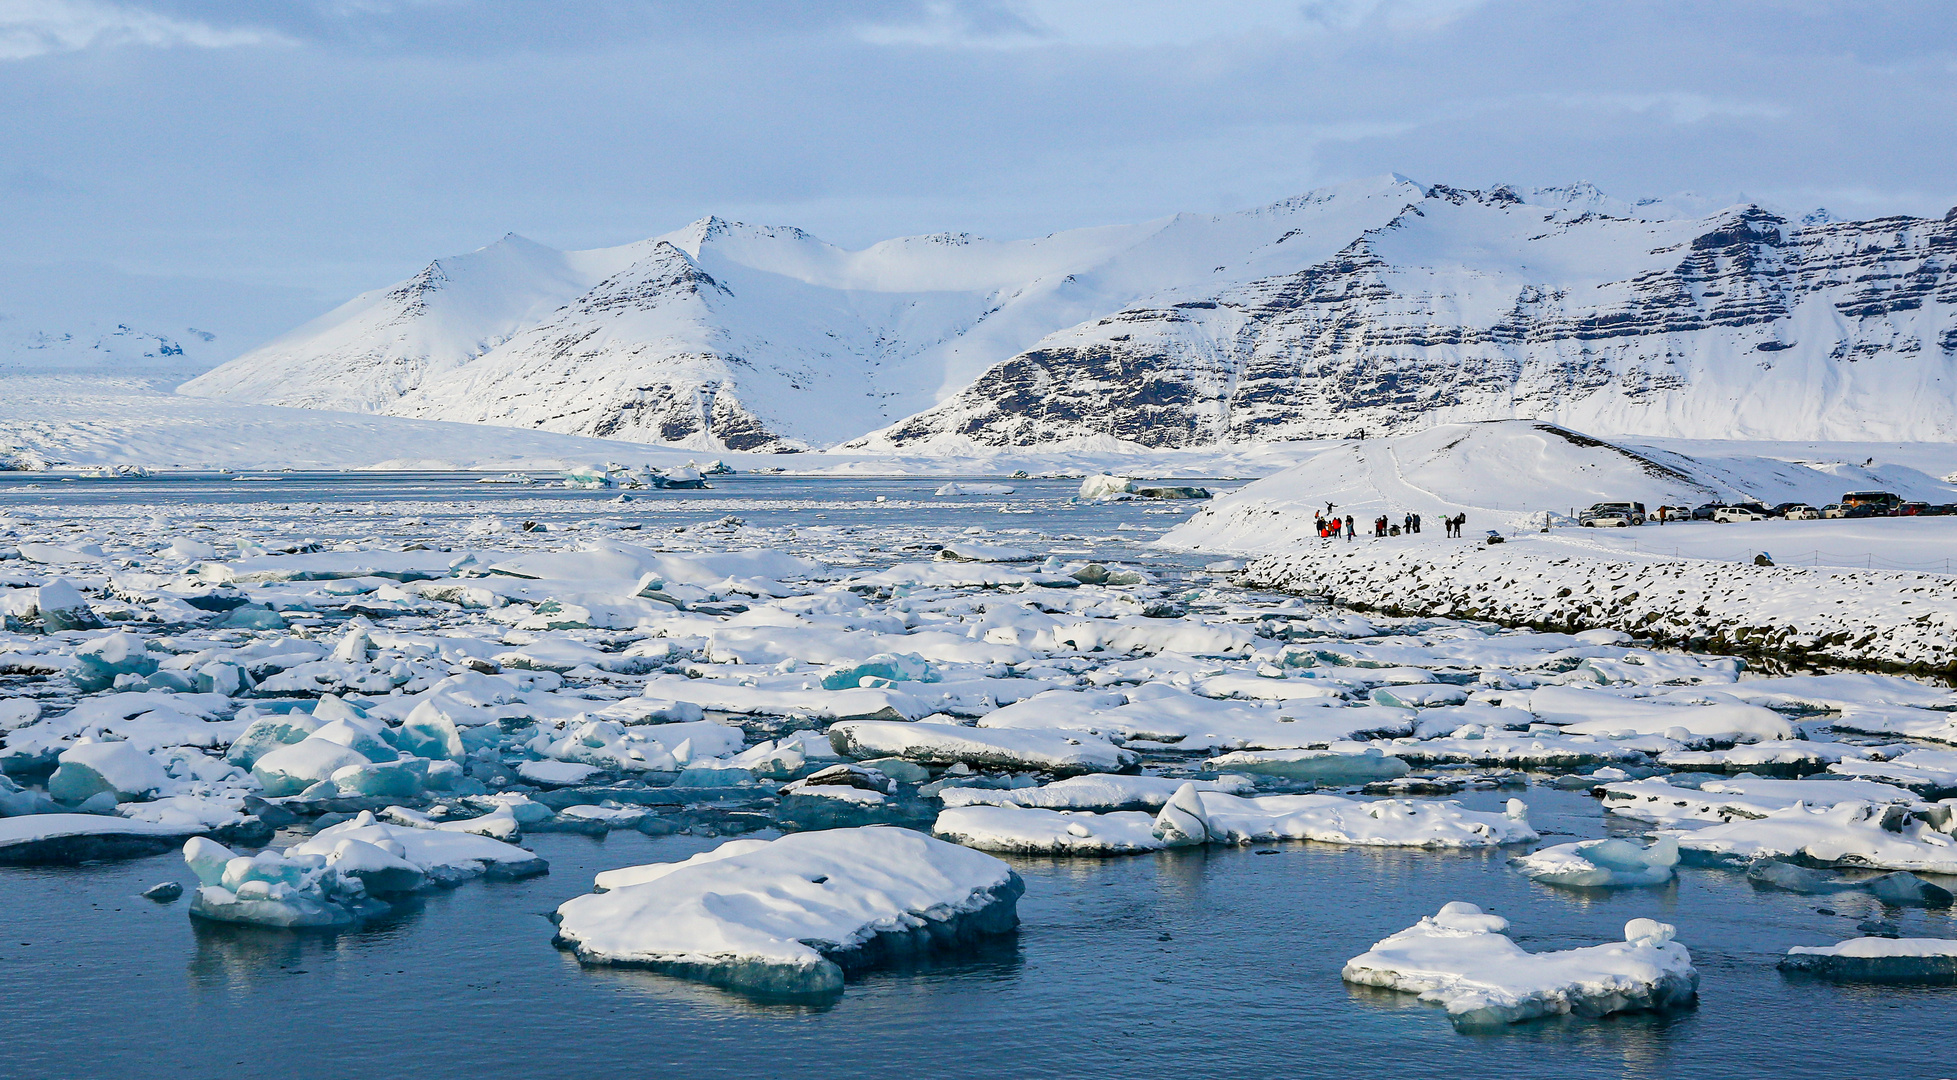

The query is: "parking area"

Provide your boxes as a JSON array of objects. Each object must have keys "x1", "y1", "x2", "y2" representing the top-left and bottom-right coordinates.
[{"x1": 1540, "y1": 513, "x2": 1957, "y2": 573}]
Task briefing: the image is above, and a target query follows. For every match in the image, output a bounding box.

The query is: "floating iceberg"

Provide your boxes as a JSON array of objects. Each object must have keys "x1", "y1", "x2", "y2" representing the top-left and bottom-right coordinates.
[
  {"x1": 1527, "y1": 685, "x2": 1793, "y2": 745},
  {"x1": 829, "y1": 720, "x2": 1137, "y2": 776},
  {"x1": 933, "y1": 805, "x2": 1170, "y2": 856},
  {"x1": 0, "y1": 813, "x2": 200, "y2": 865},
  {"x1": 288, "y1": 811, "x2": 548, "y2": 883},
  {"x1": 1342, "y1": 902, "x2": 1698, "y2": 1028},
  {"x1": 1513, "y1": 836, "x2": 1679, "y2": 888},
  {"x1": 1674, "y1": 801, "x2": 1957, "y2": 874},
  {"x1": 936, "y1": 773, "x2": 1255, "y2": 812},
  {"x1": 1077, "y1": 474, "x2": 1133, "y2": 500},
  {"x1": 1779, "y1": 937, "x2": 1957, "y2": 983},
  {"x1": 1598, "y1": 776, "x2": 1917, "y2": 826},
  {"x1": 1162, "y1": 785, "x2": 1536, "y2": 848},
  {"x1": 1204, "y1": 746, "x2": 1410, "y2": 785},
  {"x1": 183, "y1": 835, "x2": 394, "y2": 929},
  {"x1": 553, "y1": 827, "x2": 1022, "y2": 998}
]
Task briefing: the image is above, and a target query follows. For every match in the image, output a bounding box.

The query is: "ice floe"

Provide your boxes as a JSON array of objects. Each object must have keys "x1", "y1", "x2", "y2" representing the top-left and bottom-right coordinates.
[
  {"x1": 1779, "y1": 937, "x2": 1957, "y2": 983},
  {"x1": 1342, "y1": 902, "x2": 1697, "y2": 1028},
  {"x1": 1512, "y1": 836, "x2": 1679, "y2": 888},
  {"x1": 553, "y1": 827, "x2": 1022, "y2": 998}
]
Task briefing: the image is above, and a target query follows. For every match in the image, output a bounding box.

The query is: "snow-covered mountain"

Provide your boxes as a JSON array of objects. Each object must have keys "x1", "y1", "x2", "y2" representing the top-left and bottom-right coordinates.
[{"x1": 181, "y1": 178, "x2": 1957, "y2": 450}]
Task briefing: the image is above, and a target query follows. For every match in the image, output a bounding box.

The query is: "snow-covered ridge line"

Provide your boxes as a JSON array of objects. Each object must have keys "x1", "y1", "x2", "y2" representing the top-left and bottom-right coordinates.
[
  {"x1": 1238, "y1": 544, "x2": 1957, "y2": 676},
  {"x1": 179, "y1": 176, "x2": 1957, "y2": 451}
]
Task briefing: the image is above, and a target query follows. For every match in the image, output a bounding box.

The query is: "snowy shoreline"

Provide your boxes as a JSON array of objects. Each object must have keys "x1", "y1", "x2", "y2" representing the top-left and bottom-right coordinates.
[{"x1": 1238, "y1": 543, "x2": 1957, "y2": 678}]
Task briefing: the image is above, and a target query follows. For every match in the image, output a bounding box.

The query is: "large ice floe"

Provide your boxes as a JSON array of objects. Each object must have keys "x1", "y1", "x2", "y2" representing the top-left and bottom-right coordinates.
[
  {"x1": 1342, "y1": 902, "x2": 1698, "y2": 1029},
  {"x1": 553, "y1": 827, "x2": 1022, "y2": 998},
  {"x1": 1778, "y1": 937, "x2": 1957, "y2": 983},
  {"x1": 937, "y1": 781, "x2": 1536, "y2": 856},
  {"x1": 1671, "y1": 801, "x2": 1957, "y2": 873}
]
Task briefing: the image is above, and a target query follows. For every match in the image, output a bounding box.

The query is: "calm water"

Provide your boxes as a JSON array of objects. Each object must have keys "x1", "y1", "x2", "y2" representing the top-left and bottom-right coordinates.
[
  {"x1": 5, "y1": 790, "x2": 1953, "y2": 1079},
  {"x1": 2, "y1": 475, "x2": 1953, "y2": 1078}
]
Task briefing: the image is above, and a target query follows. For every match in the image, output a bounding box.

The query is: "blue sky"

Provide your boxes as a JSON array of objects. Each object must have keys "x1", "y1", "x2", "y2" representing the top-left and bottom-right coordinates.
[{"x1": 4, "y1": 0, "x2": 1955, "y2": 348}]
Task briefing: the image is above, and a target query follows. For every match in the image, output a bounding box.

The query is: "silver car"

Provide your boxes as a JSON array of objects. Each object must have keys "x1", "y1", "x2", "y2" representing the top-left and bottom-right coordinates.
[{"x1": 1579, "y1": 501, "x2": 1647, "y2": 527}]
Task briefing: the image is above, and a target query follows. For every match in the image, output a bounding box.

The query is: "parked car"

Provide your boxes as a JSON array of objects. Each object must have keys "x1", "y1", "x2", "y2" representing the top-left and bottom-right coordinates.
[
  {"x1": 1691, "y1": 503, "x2": 1726, "y2": 521},
  {"x1": 1900, "y1": 501, "x2": 1931, "y2": 516},
  {"x1": 1779, "y1": 504, "x2": 1823, "y2": 520},
  {"x1": 1842, "y1": 490, "x2": 1901, "y2": 514},
  {"x1": 1654, "y1": 504, "x2": 1693, "y2": 521},
  {"x1": 1841, "y1": 504, "x2": 1880, "y2": 519},
  {"x1": 1820, "y1": 503, "x2": 1848, "y2": 518},
  {"x1": 1579, "y1": 501, "x2": 1647, "y2": 527},
  {"x1": 1713, "y1": 504, "x2": 1770, "y2": 523}
]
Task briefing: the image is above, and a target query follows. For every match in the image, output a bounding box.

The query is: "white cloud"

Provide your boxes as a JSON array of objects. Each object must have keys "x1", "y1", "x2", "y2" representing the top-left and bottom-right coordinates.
[
  {"x1": 1554, "y1": 92, "x2": 1789, "y2": 124},
  {"x1": 856, "y1": 0, "x2": 1490, "y2": 50},
  {"x1": 0, "y1": 0, "x2": 289, "y2": 60}
]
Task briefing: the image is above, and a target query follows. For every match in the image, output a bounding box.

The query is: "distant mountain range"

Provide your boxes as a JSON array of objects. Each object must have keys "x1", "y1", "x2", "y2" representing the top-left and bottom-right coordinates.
[{"x1": 179, "y1": 177, "x2": 1957, "y2": 451}]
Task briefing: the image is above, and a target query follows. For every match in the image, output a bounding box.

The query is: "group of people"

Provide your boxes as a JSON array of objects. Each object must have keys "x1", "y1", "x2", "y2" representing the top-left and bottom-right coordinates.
[{"x1": 1310, "y1": 504, "x2": 1468, "y2": 540}]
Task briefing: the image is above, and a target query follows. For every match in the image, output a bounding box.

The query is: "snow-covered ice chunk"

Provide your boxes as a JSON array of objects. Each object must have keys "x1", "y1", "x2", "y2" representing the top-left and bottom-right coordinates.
[
  {"x1": 1779, "y1": 937, "x2": 1957, "y2": 983},
  {"x1": 829, "y1": 720, "x2": 1137, "y2": 776},
  {"x1": 1204, "y1": 746, "x2": 1410, "y2": 785},
  {"x1": 934, "y1": 542, "x2": 1036, "y2": 563},
  {"x1": 517, "y1": 759, "x2": 604, "y2": 786},
  {"x1": 1674, "y1": 801, "x2": 1957, "y2": 874},
  {"x1": 936, "y1": 773, "x2": 1254, "y2": 812},
  {"x1": 0, "y1": 813, "x2": 200, "y2": 865},
  {"x1": 290, "y1": 811, "x2": 547, "y2": 883},
  {"x1": 1342, "y1": 903, "x2": 1697, "y2": 1028},
  {"x1": 224, "y1": 710, "x2": 321, "y2": 768},
  {"x1": 1512, "y1": 837, "x2": 1679, "y2": 888},
  {"x1": 553, "y1": 827, "x2": 1022, "y2": 998},
  {"x1": 933, "y1": 805, "x2": 1169, "y2": 856},
  {"x1": 251, "y1": 736, "x2": 371, "y2": 797},
  {"x1": 1157, "y1": 784, "x2": 1536, "y2": 848},
  {"x1": 1528, "y1": 685, "x2": 1793, "y2": 745},
  {"x1": 47, "y1": 738, "x2": 170, "y2": 803},
  {"x1": 1599, "y1": 776, "x2": 1918, "y2": 826},
  {"x1": 69, "y1": 632, "x2": 159, "y2": 693},
  {"x1": 183, "y1": 836, "x2": 383, "y2": 929},
  {"x1": 1077, "y1": 474, "x2": 1133, "y2": 500}
]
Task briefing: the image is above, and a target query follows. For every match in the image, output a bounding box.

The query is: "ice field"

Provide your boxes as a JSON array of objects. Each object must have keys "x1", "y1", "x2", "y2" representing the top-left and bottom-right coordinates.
[{"x1": 3, "y1": 472, "x2": 1957, "y2": 1078}]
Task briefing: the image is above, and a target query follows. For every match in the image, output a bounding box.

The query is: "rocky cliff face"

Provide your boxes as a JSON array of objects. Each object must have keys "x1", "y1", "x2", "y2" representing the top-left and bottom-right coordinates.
[{"x1": 866, "y1": 192, "x2": 1957, "y2": 447}]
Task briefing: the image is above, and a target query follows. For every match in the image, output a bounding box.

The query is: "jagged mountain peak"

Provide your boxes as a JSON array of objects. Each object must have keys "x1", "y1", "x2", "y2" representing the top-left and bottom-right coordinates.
[{"x1": 183, "y1": 180, "x2": 1957, "y2": 450}]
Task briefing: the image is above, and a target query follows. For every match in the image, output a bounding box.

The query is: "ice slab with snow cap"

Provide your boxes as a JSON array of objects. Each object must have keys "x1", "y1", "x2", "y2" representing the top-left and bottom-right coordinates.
[
  {"x1": 553, "y1": 827, "x2": 1022, "y2": 999},
  {"x1": 1342, "y1": 902, "x2": 1697, "y2": 1028}
]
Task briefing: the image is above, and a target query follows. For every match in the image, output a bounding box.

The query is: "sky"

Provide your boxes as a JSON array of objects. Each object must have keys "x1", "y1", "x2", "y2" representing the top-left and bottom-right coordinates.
[{"x1": 4, "y1": 0, "x2": 1956, "y2": 354}]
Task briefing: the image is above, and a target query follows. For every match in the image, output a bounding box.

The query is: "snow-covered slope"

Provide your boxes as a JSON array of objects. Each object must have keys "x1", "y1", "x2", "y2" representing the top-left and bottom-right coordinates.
[
  {"x1": 183, "y1": 179, "x2": 1957, "y2": 450},
  {"x1": 879, "y1": 192, "x2": 1957, "y2": 448},
  {"x1": 179, "y1": 178, "x2": 1432, "y2": 450},
  {"x1": 1161, "y1": 419, "x2": 1957, "y2": 551}
]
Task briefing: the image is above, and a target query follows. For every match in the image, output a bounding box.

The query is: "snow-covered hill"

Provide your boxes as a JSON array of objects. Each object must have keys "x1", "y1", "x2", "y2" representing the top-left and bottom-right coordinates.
[
  {"x1": 181, "y1": 178, "x2": 1957, "y2": 450},
  {"x1": 1159, "y1": 420, "x2": 1957, "y2": 553}
]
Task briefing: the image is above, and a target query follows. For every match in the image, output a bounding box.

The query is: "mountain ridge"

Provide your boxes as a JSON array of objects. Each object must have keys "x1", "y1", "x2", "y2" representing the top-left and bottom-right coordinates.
[{"x1": 178, "y1": 177, "x2": 1957, "y2": 450}]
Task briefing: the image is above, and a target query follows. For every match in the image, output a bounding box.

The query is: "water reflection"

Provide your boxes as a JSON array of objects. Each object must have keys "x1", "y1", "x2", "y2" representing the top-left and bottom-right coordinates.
[
  {"x1": 574, "y1": 932, "x2": 1025, "y2": 1015},
  {"x1": 188, "y1": 900, "x2": 425, "y2": 993}
]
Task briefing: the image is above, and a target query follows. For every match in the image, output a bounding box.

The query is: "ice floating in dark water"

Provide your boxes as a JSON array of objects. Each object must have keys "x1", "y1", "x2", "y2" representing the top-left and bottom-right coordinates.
[
  {"x1": 1780, "y1": 937, "x2": 1957, "y2": 983},
  {"x1": 553, "y1": 826, "x2": 1022, "y2": 999},
  {"x1": 1342, "y1": 902, "x2": 1698, "y2": 1029}
]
